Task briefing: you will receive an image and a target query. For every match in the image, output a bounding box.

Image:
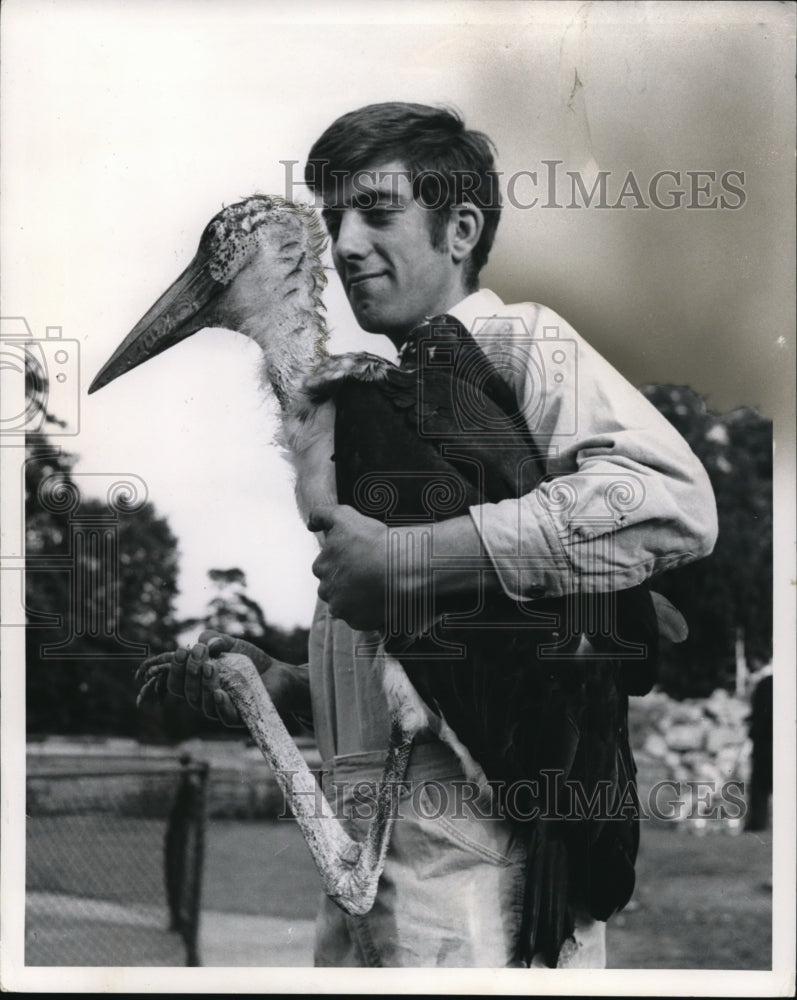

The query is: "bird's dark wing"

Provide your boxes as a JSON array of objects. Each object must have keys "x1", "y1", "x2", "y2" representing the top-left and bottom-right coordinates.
[{"x1": 327, "y1": 317, "x2": 656, "y2": 965}]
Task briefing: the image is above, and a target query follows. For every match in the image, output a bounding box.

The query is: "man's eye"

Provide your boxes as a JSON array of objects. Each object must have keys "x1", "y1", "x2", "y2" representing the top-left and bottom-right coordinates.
[{"x1": 364, "y1": 208, "x2": 394, "y2": 226}]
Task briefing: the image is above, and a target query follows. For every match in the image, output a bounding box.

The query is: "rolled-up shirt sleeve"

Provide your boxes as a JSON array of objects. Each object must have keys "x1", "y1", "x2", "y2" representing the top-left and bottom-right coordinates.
[{"x1": 468, "y1": 304, "x2": 718, "y2": 600}]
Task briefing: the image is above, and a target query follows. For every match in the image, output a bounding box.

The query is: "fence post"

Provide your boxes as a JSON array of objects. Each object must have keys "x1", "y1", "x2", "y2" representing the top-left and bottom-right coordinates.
[{"x1": 164, "y1": 753, "x2": 209, "y2": 966}]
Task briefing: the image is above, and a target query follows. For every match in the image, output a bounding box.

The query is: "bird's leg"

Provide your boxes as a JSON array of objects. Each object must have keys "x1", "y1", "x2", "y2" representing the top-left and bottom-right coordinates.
[
  {"x1": 348, "y1": 717, "x2": 414, "y2": 891},
  {"x1": 212, "y1": 652, "x2": 361, "y2": 901},
  {"x1": 136, "y1": 651, "x2": 414, "y2": 914},
  {"x1": 202, "y1": 652, "x2": 414, "y2": 916}
]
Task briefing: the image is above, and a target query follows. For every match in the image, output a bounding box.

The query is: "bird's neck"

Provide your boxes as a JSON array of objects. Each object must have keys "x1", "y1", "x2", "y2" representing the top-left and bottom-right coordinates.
[
  {"x1": 257, "y1": 304, "x2": 329, "y2": 410},
  {"x1": 238, "y1": 237, "x2": 330, "y2": 409}
]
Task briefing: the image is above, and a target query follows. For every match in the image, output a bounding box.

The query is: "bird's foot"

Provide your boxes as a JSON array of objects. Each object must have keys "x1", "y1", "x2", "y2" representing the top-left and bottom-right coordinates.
[{"x1": 134, "y1": 653, "x2": 172, "y2": 708}]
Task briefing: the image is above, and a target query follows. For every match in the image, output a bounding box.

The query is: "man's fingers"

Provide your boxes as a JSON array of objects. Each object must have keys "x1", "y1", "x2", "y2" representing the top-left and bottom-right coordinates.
[
  {"x1": 200, "y1": 666, "x2": 218, "y2": 720},
  {"x1": 197, "y1": 653, "x2": 241, "y2": 725},
  {"x1": 164, "y1": 646, "x2": 188, "y2": 698},
  {"x1": 144, "y1": 638, "x2": 244, "y2": 725},
  {"x1": 213, "y1": 689, "x2": 242, "y2": 728},
  {"x1": 183, "y1": 642, "x2": 208, "y2": 709},
  {"x1": 198, "y1": 629, "x2": 234, "y2": 652},
  {"x1": 207, "y1": 635, "x2": 234, "y2": 656}
]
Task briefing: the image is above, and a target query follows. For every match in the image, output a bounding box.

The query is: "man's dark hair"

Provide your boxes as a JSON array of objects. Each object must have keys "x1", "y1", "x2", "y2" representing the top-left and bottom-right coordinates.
[{"x1": 305, "y1": 102, "x2": 502, "y2": 289}]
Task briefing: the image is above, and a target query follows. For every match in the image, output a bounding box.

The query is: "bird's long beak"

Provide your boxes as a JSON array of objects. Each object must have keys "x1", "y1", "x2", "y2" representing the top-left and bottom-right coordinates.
[{"x1": 88, "y1": 251, "x2": 223, "y2": 394}]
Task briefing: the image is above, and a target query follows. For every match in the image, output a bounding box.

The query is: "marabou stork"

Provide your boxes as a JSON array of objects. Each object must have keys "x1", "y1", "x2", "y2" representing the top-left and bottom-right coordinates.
[{"x1": 89, "y1": 195, "x2": 673, "y2": 966}]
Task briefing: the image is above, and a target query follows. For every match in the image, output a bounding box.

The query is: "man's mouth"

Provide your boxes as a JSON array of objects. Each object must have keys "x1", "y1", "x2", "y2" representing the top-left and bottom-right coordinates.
[{"x1": 347, "y1": 272, "x2": 385, "y2": 292}]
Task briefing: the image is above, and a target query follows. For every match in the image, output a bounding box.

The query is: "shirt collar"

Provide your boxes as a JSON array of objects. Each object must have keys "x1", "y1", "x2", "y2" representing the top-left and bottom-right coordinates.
[
  {"x1": 447, "y1": 287, "x2": 505, "y2": 334},
  {"x1": 396, "y1": 289, "x2": 506, "y2": 366}
]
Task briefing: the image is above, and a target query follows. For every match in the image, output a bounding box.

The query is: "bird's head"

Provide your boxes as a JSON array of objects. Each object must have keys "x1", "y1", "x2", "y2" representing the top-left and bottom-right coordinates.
[{"x1": 89, "y1": 195, "x2": 328, "y2": 396}]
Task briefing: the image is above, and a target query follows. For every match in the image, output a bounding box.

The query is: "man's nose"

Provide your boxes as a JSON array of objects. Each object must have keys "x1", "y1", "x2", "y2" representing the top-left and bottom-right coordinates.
[{"x1": 333, "y1": 211, "x2": 369, "y2": 262}]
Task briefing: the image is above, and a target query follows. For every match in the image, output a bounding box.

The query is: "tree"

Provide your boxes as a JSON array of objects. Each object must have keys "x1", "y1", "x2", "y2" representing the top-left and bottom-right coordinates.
[
  {"x1": 25, "y1": 431, "x2": 182, "y2": 738},
  {"x1": 182, "y1": 567, "x2": 309, "y2": 667},
  {"x1": 639, "y1": 385, "x2": 773, "y2": 697},
  {"x1": 160, "y1": 568, "x2": 310, "y2": 739}
]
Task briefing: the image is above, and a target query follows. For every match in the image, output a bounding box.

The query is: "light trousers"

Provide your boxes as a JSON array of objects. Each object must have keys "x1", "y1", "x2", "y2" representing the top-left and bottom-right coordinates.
[{"x1": 313, "y1": 742, "x2": 607, "y2": 968}]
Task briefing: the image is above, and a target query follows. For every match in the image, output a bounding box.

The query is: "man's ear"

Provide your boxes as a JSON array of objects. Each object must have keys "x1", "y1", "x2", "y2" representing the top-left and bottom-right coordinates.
[{"x1": 448, "y1": 203, "x2": 484, "y2": 264}]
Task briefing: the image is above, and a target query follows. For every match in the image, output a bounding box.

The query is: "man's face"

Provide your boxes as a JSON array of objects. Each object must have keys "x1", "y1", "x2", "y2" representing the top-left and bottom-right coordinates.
[{"x1": 322, "y1": 160, "x2": 466, "y2": 345}]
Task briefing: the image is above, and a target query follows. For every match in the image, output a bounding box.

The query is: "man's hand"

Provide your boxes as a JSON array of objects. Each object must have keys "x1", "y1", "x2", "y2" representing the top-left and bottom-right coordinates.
[
  {"x1": 308, "y1": 505, "x2": 389, "y2": 631},
  {"x1": 135, "y1": 630, "x2": 299, "y2": 728},
  {"x1": 309, "y1": 505, "x2": 502, "y2": 634}
]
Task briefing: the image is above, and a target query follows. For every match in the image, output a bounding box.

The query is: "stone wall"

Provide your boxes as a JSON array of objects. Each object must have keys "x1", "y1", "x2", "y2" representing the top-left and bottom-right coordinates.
[
  {"x1": 628, "y1": 688, "x2": 753, "y2": 833},
  {"x1": 28, "y1": 689, "x2": 760, "y2": 829}
]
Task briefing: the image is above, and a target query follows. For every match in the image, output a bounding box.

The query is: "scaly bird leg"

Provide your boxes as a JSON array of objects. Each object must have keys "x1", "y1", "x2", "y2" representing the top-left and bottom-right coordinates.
[{"x1": 138, "y1": 651, "x2": 413, "y2": 916}]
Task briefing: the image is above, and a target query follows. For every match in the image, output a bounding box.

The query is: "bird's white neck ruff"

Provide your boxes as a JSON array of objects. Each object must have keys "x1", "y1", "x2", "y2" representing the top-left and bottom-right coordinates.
[
  {"x1": 278, "y1": 395, "x2": 337, "y2": 525},
  {"x1": 256, "y1": 313, "x2": 327, "y2": 410}
]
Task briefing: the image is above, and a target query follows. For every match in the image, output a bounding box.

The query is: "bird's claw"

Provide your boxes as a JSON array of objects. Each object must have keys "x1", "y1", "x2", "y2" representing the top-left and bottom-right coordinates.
[{"x1": 135, "y1": 656, "x2": 171, "y2": 708}]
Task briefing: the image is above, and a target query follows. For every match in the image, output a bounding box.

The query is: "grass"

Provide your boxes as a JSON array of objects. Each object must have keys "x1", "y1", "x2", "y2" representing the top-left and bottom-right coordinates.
[
  {"x1": 26, "y1": 795, "x2": 773, "y2": 968},
  {"x1": 202, "y1": 817, "x2": 321, "y2": 920},
  {"x1": 607, "y1": 824, "x2": 772, "y2": 969},
  {"x1": 203, "y1": 816, "x2": 773, "y2": 968}
]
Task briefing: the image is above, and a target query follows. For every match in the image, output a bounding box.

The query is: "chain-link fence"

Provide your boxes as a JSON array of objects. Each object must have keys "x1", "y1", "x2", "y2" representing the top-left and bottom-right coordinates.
[{"x1": 26, "y1": 756, "x2": 208, "y2": 966}]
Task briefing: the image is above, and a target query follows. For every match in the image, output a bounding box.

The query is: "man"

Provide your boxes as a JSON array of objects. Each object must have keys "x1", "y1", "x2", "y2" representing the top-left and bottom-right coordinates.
[
  {"x1": 746, "y1": 671, "x2": 773, "y2": 832},
  {"x1": 157, "y1": 103, "x2": 718, "y2": 966}
]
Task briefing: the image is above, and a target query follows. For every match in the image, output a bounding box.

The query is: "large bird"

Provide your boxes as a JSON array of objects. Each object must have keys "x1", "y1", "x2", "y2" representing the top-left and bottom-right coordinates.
[{"x1": 90, "y1": 195, "x2": 673, "y2": 966}]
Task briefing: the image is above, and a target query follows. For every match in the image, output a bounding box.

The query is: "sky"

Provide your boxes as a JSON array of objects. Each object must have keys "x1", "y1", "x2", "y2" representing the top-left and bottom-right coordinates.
[{"x1": 2, "y1": 0, "x2": 794, "y2": 631}]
